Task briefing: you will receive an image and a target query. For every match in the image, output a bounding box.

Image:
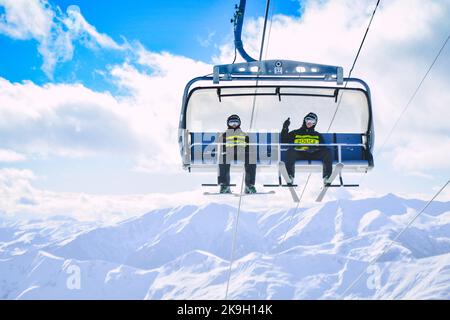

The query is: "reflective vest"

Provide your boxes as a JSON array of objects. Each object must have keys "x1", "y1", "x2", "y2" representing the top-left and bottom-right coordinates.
[
  {"x1": 294, "y1": 134, "x2": 320, "y2": 151},
  {"x1": 225, "y1": 134, "x2": 247, "y2": 147}
]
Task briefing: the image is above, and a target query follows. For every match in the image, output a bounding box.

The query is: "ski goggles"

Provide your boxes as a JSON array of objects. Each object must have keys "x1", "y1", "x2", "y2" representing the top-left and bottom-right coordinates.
[
  {"x1": 228, "y1": 120, "x2": 241, "y2": 127},
  {"x1": 305, "y1": 117, "x2": 317, "y2": 125}
]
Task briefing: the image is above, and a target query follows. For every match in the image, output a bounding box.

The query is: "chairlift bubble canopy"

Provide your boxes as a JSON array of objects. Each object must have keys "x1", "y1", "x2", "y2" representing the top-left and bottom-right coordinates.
[{"x1": 179, "y1": 60, "x2": 374, "y2": 174}]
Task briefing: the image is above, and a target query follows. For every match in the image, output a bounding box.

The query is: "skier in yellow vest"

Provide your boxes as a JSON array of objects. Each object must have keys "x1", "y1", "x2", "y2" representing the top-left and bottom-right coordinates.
[{"x1": 218, "y1": 115, "x2": 257, "y2": 194}]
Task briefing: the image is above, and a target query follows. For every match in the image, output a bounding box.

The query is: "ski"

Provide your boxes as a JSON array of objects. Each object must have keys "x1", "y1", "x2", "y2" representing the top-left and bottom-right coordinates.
[
  {"x1": 279, "y1": 162, "x2": 300, "y2": 203},
  {"x1": 315, "y1": 163, "x2": 344, "y2": 202},
  {"x1": 233, "y1": 191, "x2": 276, "y2": 197},
  {"x1": 203, "y1": 192, "x2": 236, "y2": 196},
  {"x1": 204, "y1": 191, "x2": 275, "y2": 197}
]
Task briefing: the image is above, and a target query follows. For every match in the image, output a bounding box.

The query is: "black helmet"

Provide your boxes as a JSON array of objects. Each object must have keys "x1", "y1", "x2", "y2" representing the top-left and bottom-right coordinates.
[
  {"x1": 227, "y1": 114, "x2": 241, "y2": 128},
  {"x1": 304, "y1": 112, "x2": 318, "y2": 126}
]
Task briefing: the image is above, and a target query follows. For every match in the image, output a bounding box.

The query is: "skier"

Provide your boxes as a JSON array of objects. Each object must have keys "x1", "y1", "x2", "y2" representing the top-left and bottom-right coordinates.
[
  {"x1": 281, "y1": 112, "x2": 332, "y2": 185},
  {"x1": 218, "y1": 114, "x2": 257, "y2": 194}
]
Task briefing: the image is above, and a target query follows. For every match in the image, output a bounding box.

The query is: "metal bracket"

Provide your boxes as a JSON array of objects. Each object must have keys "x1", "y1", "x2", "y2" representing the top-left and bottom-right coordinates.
[{"x1": 213, "y1": 60, "x2": 344, "y2": 85}]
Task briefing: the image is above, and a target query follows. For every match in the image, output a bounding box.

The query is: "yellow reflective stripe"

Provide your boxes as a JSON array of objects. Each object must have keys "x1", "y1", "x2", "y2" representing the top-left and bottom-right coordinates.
[
  {"x1": 294, "y1": 134, "x2": 320, "y2": 140},
  {"x1": 224, "y1": 133, "x2": 247, "y2": 147}
]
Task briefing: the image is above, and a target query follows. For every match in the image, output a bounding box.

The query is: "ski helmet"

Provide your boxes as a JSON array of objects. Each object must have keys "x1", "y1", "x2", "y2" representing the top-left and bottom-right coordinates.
[
  {"x1": 304, "y1": 112, "x2": 318, "y2": 126},
  {"x1": 227, "y1": 114, "x2": 241, "y2": 128}
]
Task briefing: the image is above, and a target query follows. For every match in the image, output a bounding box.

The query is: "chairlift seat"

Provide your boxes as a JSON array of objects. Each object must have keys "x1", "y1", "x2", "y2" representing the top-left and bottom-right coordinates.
[{"x1": 188, "y1": 132, "x2": 372, "y2": 173}]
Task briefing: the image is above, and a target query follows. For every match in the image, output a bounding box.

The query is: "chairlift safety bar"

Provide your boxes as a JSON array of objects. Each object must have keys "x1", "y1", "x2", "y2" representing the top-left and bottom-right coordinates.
[{"x1": 189, "y1": 142, "x2": 366, "y2": 164}]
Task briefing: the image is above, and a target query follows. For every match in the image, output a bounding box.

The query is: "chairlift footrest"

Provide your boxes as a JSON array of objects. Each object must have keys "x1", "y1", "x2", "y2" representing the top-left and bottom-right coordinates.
[{"x1": 263, "y1": 184, "x2": 299, "y2": 188}]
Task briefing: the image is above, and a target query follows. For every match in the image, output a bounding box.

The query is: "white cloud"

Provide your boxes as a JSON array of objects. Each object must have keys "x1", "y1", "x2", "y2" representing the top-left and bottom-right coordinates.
[
  {"x1": 0, "y1": 0, "x2": 126, "y2": 78},
  {"x1": 0, "y1": 77, "x2": 139, "y2": 157},
  {"x1": 391, "y1": 134, "x2": 450, "y2": 172},
  {"x1": 0, "y1": 168, "x2": 36, "y2": 214},
  {"x1": 0, "y1": 149, "x2": 26, "y2": 162},
  {"x1": 64, "y1": 5, "x2": 126, "y2": 51},
  {"x1": 0, "y1": 167, "x2": 217, "y2": 221},
  {"x1": 0, "y1": 45, "x2": 212, "y2": 171},
  {"x1": 0, "y1": 0, "x2": 52, "y2": 39},
  {"x1": 197, "y1": 31, "x2": 216, "y2": 48}
]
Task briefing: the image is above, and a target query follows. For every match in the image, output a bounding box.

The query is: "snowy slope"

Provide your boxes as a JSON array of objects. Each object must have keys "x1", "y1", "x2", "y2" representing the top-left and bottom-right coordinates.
[{"x1": 0, "y1": 193, "x2": 449, "y2": 299}]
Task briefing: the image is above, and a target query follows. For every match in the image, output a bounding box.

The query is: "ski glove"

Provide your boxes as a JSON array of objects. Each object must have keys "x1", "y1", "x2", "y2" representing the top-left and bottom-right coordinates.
[{"x1": 283, "y1": 118, "x2": 290, "y2": 130}]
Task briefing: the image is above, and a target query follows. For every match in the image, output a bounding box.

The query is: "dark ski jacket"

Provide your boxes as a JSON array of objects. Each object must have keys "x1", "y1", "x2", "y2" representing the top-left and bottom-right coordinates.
[{"x1": 281, "y1": 120, "x2": 324, "y2": 153}]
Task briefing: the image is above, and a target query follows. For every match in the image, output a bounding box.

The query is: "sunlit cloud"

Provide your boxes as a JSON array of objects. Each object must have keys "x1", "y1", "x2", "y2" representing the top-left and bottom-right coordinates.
[
  {"x1": 0, "y1": 0, "x2": 126, "y2": 78},
  {"x1": 0, "y1": 149, "x2": 26, "y2": 162}
]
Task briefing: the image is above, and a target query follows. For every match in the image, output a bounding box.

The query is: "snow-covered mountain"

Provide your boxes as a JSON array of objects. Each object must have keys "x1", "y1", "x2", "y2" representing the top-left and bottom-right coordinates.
[{"x1": 0, "y1": 193, "x2": 449, "y2": 299}]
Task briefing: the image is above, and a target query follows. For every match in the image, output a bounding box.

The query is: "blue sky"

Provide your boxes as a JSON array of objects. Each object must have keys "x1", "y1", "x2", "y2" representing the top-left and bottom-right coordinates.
[{"x1": 0, "y1": 0, "x2": 449, "y2": 219}]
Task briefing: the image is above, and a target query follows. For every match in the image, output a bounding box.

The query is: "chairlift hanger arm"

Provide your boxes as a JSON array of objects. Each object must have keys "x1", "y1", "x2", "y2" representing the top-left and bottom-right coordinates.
[
  {"x1": 228, "y1": 1, "x2": 345, "y2": 86},
  {"x1": 232, "y1": 0, "x2": 257, "y2": 62}
]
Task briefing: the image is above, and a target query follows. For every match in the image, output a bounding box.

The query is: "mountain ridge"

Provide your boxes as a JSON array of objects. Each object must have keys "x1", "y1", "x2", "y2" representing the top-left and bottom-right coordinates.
[{"x1": 0, "y1": 193, "x2": 449, "y2": 299}]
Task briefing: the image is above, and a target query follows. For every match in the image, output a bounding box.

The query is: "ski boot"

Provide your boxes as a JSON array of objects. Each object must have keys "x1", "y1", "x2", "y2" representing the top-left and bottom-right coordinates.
[
  {"x1": 323, "y1": 176, "x2": 332, "y2": 186},
  {"x1": 220, "y1": 185, "x2": 232, "y2": 194},
  {"x1": 287, "y1": 175, "x2": 295, "y2": 186},
  {"x1": 244, "y1": 185, "x2": 257, "y2": 194}
]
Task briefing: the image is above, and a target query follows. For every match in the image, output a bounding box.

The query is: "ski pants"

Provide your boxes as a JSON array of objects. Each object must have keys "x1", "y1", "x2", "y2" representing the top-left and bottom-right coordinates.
[
  {"x1": 218, "y1": 164, "x2": 256, "y2": 187},
  {"x1": 285, "y1": 148, "x2": 332, "y2": 179}
]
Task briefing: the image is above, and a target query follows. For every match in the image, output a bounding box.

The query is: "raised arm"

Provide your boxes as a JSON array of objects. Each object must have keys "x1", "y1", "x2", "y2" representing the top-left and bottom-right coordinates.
[{"x1": 281, "y1": 117, "x2": 291, "y2": 143}]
